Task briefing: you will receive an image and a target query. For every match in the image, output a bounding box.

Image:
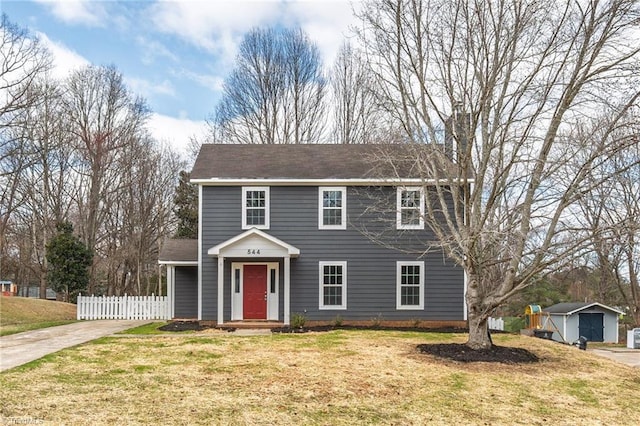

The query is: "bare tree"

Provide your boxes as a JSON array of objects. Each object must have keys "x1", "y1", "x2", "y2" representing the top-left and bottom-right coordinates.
[
  {"x1": 101, "y1": 137, "x2": 183, "y2": 296},
  {"x1": 331, "y1": 42, "x2": 388, "y2": 144},
  {"x1": 0, "y1": 15, "x2": 51, "y2": 280},
  {"x1": 211, "y1": 27, "x2": 326, "y2": 144},
  {"x1": 14, "y1": 78, "x2": 76, "y2": 298},
  {"x1": 357, "y1": 0, "x2": 640, "y2": 349},
  {"x1": 578, "y1": 117, "x2": 640, "y2": 325},
  {"x1": 63, "y1": 65, "x2": 150, "y2": 293}
]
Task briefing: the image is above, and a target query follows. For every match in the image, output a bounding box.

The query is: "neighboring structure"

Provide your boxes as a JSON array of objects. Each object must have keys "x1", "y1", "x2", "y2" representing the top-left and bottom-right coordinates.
[
  {"x1": 159, "y1": 144, "x2": 467, "y2": 327},
  {"x1": 1, "y1": 280, "x2": 17, "y2": 296},
  {"x1": 543, "y1": 302, "x2": 623, "y2": 343},
  {"x1": 20, "y1": 286, "x2": 57, "y2": 300}
]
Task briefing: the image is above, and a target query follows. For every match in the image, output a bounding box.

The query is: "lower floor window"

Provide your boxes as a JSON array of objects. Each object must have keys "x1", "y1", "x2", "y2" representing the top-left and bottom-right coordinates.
[
  {"x1": 319, "y1": 261, "x2": 347, "y2": 309},
  {"x1": 397, "y1": 261, "x2": 424, "y2": 310}
]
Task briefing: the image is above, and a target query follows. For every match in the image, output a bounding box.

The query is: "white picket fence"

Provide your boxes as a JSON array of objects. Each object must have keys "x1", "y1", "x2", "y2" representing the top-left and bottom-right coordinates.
[
  {"x1": 488, "y1": 317, "x2": 504, "y2": 331},
  {"x1": 77, "y1": 294, "x2": 170, "y2": 320}
]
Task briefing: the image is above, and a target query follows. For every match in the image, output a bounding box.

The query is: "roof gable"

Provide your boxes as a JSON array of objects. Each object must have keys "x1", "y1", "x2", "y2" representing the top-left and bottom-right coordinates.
[{"x1": 208, "y1": 228, "x2": 300, "y2": 258}]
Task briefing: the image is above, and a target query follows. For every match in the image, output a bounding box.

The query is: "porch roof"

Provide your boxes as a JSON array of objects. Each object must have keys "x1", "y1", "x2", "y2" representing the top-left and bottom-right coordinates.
[
  {"x1": 208, "y1": 228, "x2": 300, "y2": 258},
  {"x1": 158, "y1": 239, "x2": 198, "y2": 265}
]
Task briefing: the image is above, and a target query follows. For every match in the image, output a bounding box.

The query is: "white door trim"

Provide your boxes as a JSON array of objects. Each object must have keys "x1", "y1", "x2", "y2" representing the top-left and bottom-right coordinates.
[{"x1": 231, "y1": 262, "x2": 279, "y2": 321}]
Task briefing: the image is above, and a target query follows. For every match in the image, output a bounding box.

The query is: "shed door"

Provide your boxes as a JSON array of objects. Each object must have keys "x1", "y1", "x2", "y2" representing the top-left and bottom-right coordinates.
[
  {"x1": 578, "y1": 313, "x2": 604, "y2": 342},
  {"x1": 243, "y1": 265, "x2": 267, "y2": 319}
]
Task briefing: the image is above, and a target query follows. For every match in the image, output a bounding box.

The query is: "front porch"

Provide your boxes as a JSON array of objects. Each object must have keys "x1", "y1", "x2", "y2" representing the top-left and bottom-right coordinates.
[{"x1": 208, "y1": 228, "x2": 300, "y2": 326}]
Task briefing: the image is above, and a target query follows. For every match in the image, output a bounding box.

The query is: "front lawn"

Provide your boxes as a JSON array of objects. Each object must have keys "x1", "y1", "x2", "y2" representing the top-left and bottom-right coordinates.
[
  {"x1": 0, "y1": 296, "x2": 77, "y2": 336},
  {"x1": 1, "y1": 330, "x2": 638, "y2": 425}
]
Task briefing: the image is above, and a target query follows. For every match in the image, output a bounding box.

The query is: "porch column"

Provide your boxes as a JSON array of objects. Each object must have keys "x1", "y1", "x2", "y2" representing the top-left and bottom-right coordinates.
[
  {"x1": 217, "y1": 256, "x2": 224, "y2": 325},
  {"x1": 167, "y1": 265, "x2": 174, "y2": 319},
  {"x1": 284, "y1": 256, "x2": 290, "y2": 325}
]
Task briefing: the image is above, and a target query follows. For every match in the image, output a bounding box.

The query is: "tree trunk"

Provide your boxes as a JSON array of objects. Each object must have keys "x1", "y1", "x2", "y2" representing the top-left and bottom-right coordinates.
[
  {"x1": 466, "y1": 273, "x2": 493, "y2": 349},
  {"x1": 39, "y1": 274, "x2": 47, "y2": 300},
  {"x1": 467, "y1": 308, "x2": 493, "y2": 350}
]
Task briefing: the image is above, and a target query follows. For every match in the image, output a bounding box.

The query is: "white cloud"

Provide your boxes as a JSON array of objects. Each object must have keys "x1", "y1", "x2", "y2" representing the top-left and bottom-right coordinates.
[
  {"x1": 149, "y1": 1, "x2": 279, "y2": 56},
  {"x1": 34, "y1": 0, "x2": 107, "y2": 27},
  {"x1": 148, "y1": 0, "x2": 360, "y2": 70},
  {"x1": 178, "y1": 69, "x2": 225, "y2": 92},
  {"x1": 36, "y1": 32, "x2": 90, "y2": 79},
  {"x1": 126, "y1": 77, "x2": 176, "y2": 98},
  {"x1": 286, "y1": 1, "x2": 361, "y2": 65},
  {"x1": 136, "y1": 36, "x2": 179, "y2": 65},
  {"x1": 147, "y1": 113, "x2": 208, "y2": 154}
]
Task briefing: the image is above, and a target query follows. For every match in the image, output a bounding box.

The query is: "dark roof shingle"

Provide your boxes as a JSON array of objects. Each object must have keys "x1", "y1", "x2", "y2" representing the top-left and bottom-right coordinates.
[
  {"x1": 543, "y1": 302, "x2": 623, "y2": 315},
  {"x1": 191, "y1": 144, "x2": 454, "y2": 180},
  {"x1": 159, "y1": 239, "x2": 198, "y2": 263}
]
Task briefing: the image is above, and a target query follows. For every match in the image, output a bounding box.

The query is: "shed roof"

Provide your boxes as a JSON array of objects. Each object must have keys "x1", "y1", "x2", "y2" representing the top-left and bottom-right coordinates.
[
  {"x1": 191, "y1": 143, "x2": 457, "y2": 181},
  {"x1": 543, "y1": 302, "x2": 624, "y2": 315},
  {"x1": 158, "y1": 239, "x2": 198, "y2": 264}
]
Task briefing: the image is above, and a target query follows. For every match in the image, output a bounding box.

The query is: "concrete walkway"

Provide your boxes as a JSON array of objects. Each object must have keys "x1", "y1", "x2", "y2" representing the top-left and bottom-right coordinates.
[
  {"x1": 589, "y1": 347, "x2": 640, "y2": 368},
  {"x1": 0, "y1": 320, "x2": 150, "y2": 372}
]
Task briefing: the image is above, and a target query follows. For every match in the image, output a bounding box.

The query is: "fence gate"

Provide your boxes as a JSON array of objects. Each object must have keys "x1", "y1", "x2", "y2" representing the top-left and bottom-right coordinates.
[{"x1": 77, "y1": 294, "x2": 170, "y2": 320}]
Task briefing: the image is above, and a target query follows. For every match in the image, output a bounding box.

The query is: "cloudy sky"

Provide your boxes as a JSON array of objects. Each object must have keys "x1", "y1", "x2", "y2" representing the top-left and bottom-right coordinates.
[{"x1": 3, "y1": 0, "x2": 360, "y2": 154}]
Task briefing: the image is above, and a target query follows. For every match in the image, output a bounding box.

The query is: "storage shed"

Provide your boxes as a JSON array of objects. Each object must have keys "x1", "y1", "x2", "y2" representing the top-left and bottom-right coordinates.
[{"x1": 543, "y1": 302, "x2": 623, "y2": 343}]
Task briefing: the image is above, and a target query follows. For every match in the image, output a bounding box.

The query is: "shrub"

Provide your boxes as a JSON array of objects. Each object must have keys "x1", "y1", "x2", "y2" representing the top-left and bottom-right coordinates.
[
  {"x1": 504, "y1": 316, "x2": 525, "y2": 333},
  {"x1": 332, "y1": 315, "x2": 343, "y2": 327},
  {"x1": 371, "y1": 313, "x2": 383, "y2": 328},
  {"x1": 291, "y1": 313, "x2": 306, "y2": 329}
]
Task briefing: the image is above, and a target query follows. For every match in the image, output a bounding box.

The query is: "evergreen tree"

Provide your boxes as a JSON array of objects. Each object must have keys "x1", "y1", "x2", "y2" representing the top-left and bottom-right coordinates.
[
  {"x1": 46, "y1": 222, "x2": 92, "y2": 302},
  {"x1": 173, "y1": 171, "x2": 198, "y2": 239}
]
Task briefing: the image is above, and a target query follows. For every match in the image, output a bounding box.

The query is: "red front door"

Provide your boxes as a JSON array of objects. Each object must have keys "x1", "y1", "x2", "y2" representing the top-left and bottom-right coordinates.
[{"x1": 243, "y1": 265, "x2": 267, "y2": 319}]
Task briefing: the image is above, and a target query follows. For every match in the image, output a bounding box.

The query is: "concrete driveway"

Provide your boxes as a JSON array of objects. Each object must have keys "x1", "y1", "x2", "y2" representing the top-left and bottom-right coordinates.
[
  {"x1": 589, "y1": 347, "x2": 640, "y2": 368},
  {"x1": 0, "y1": 320, "x2": 150, "y2": 372}
]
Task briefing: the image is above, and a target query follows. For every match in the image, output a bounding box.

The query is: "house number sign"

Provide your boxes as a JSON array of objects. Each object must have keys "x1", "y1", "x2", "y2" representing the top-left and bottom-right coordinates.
[{"x1": 247, "y1": 249, "x2": 261, "y2": 255}]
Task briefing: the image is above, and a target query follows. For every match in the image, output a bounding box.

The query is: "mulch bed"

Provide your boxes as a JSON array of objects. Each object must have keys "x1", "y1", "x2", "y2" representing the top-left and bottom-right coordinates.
[
  {"x1": 271, "y1": 325, "x2": 468, "y2": 334},
  {"x1": 158, "y1": 321, "x2": 207, "y2": 332},
  {"x1": 417, "y1": 343, "x2": 540, "y2": 364}
]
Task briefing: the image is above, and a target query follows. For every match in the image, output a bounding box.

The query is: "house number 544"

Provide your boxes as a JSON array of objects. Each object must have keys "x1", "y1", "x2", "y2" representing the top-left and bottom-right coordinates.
[{"x1": 247, "y1": 249, "x2": 261, "y2": 255}]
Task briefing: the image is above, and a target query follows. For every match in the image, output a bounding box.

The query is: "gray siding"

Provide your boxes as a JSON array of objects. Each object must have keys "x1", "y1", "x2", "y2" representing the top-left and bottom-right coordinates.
[
  {"x1": 200, "y1": 185, "x2": 464, "y2": 322},
  {"x1": 174, "y1": 266, "x2": 198, "y2": 318}
]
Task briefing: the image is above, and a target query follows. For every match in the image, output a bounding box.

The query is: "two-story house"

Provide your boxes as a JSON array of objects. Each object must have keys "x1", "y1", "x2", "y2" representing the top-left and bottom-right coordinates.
[{"x1": 159, "y1": 144, "x2": 466, "y2": 327}]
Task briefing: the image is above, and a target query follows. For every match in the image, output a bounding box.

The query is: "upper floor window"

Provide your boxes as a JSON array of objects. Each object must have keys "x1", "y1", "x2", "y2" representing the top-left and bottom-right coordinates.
[
  {"x1": 397, "y1": 187, "x2": 425, "y2": 229},
  {"x1": 319, "y1": 261, "x2": 347, "y2": 310},
  {"x1": 319, "y1": 187, "x2": 347, "y2": 230},
  {"x1": 242, "y1": 187, "x2": 270, "y2": 229},
  {"x1": 396, "y1": 261, "x2": 424, "y2": 310}
]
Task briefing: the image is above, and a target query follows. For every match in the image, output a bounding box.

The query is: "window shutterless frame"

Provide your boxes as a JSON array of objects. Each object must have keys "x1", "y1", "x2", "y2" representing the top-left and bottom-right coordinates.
[
  {"x1": 396, "y1": 261, "x2": 425, "y2": 310},
  {"x1": 396, "y1": 186, "x2": 425, "y2": 230},
  {"x1": 242, "y1": 186, "x2": 270, "y2": 230},
  {"x1": 318, "y1": 187, "x2": 347, "y2": 230},
  {"x1": 318, "y1": 261, "x2": 347, "y2": 310}
]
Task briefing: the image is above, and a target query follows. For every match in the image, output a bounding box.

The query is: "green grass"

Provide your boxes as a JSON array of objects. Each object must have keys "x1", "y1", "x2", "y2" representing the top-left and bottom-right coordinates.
[
  {"x1": 0, "y1": 320, "x2": 78, "y2": 337},
  {"x1": 0, "y1": 296, "x2": 77, "y2": 336},
  {"x1": 116, "y1": 322, "x2": 169, "y2": 335},
  {"x1": 1, "y1": 330, "x2": 639, "y2": 425}
]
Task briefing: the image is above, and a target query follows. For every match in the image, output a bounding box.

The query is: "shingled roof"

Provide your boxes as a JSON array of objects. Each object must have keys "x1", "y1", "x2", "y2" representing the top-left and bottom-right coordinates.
[
  {"x1": 190, "y1": 143, "x2": 456, "y2": 181},
  {"x1": 158, "y1": 239, "x2": 198, "y2": 264},
  {"x1": 543, "y1": 302, "x2": 624, "y2": 315}
]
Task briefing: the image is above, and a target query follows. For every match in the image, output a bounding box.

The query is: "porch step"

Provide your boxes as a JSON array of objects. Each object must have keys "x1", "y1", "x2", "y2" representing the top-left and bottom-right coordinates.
[{"x1": 221, "y1": 321, "x2": 284, "y2": 330}]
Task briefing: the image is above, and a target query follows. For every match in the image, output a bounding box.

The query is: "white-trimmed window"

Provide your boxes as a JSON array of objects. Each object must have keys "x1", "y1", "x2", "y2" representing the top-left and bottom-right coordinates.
[
  {"x1": 396, "y1": 261, "x2": 424, "y2": 310},
  {"x1": 242, "y1": 187, "x2": 269, "y2": 229},
  {"x1": 397, "y1": 187, "x2": 425, "y2": 229},
  {"x1": 319, "y1": 261, "x2": 347, "y2": 309},
  {"x1": 319, "y1": 187, "x2": 346, "y2": 230}
]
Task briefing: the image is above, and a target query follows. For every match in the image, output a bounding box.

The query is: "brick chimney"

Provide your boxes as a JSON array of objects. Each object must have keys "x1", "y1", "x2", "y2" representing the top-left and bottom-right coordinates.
[{"x1": 444, "y1": 102, "x2": 471, "y2": 164}]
